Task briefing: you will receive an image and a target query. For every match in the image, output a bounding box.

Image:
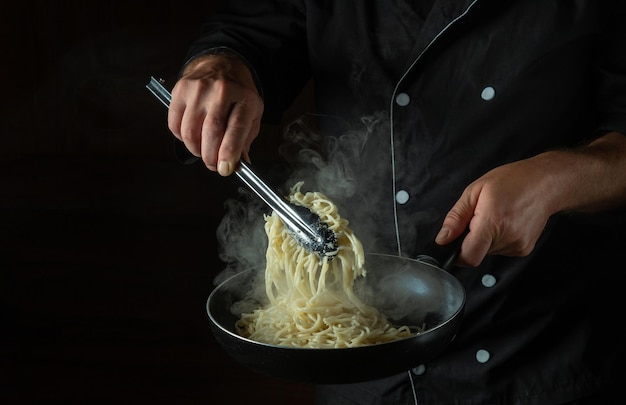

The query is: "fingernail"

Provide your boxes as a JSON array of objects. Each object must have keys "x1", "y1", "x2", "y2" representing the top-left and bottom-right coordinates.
[
  {"x1": 435, "y1": 227, "x2": 449, "y2": 244},
  {"x1": 217, "y1": 161, "x2": 231, "y2": 176}
]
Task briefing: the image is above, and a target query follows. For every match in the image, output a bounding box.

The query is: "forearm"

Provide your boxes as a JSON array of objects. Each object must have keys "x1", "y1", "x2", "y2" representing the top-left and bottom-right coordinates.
[
  {"x1": 538, "y1": 131, "x2": 626, "y2": 215},
  {"x1": 185, "y1": 0, "x2": 310, "y2": 123}
]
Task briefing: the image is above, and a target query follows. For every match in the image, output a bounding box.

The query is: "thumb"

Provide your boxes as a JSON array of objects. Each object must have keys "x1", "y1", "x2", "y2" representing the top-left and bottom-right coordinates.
[{"x1": 435, "y1": 199, "x2": 473, "y2": 245}]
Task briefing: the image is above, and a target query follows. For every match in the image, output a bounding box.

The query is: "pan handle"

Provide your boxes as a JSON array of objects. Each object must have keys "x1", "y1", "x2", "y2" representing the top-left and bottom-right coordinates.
[{"x1": 417, "y1": 228, "x2": 469, "y2": 271}]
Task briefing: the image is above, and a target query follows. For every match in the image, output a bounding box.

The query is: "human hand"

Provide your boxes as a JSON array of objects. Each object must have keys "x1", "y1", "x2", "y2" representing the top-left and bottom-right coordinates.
[
  {"x1": 168, "y1": 53, "x2": 264, "y2": 176},
  {"x1": 435, "y1": 132, "x2": 626, "y2": 267},
  {"x1": 434, "y1": 158, "x2": 556, "y2": 267}
]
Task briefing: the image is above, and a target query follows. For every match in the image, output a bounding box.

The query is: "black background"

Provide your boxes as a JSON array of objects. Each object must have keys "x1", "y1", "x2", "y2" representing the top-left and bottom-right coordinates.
[{"x1": 1, "y1": 1, "x2": 314, "y2": 403}]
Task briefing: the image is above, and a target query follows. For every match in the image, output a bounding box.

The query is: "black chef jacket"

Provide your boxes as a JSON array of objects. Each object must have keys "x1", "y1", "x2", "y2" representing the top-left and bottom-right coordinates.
[{"x1": 185, "y1": 1, "x2": 626, "y2": 404}]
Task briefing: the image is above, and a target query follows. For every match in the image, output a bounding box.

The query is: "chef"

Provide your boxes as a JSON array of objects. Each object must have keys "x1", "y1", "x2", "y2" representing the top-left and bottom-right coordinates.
[{"x1": 165, "y1": 1, "x2": 626, "y2": 403}]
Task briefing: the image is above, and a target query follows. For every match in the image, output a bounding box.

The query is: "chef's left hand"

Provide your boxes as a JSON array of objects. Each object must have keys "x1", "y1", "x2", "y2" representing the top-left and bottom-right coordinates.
[
  {"x1": 434, "y1": 158, "x2": 555, "y2": 267},
  {"x1": 435, "y1": 131, "x2": 626, "y2": 267}
]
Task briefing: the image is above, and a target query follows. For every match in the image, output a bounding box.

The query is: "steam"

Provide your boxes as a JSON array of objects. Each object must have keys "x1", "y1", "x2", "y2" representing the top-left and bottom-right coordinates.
[
  {"x1": 214, "y1": 194, "x2": 268, "y2": 286},
  {"x1": 212, "y1": 112, "x2": 463, "y2": 331},
  {"x1": 212, "y1": 112, "x2": 462, "y2": 328},
  {"x1": 214, "y1": 111, "x2": 394, "y2": 286},
  {"x1": 281, "y1": 112, "x2": 395, "y2": 253}
]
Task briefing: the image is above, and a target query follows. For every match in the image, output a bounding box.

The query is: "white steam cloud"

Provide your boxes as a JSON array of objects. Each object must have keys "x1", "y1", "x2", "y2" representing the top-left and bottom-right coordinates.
[{"x1": 214, "y1": 111, "x2": 395, "y2": 286}]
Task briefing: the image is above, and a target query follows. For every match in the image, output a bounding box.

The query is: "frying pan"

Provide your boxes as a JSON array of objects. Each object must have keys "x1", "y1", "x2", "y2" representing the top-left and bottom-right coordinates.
[
  {"x1": 145, "y1": 77, "x2": 466, "y2": 383},
  {"x1": 206, "y1": 252, "x2": 465, "y2": 384}
]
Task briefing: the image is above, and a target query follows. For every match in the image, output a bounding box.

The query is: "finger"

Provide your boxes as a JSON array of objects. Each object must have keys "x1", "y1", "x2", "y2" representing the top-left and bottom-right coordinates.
[
  {"x1": 240, "y1": 119, "x2": 259, "y2": 165},
  {"x1": 436, "y1": 194, "x2": 474, "y2": 245},
  {"x1": 167, "y1": 91, "x2": 185, "y2": 142},
  {"x1": 455, "y1": 217, "x2": 491, "y2": 267},
  {"x1": 177, "y1": 107, "x2": 207, "y2": 158},
  {"x1": 167, "y1": 110, "x2": 182, "y2": 142},
  {"x1": 169, "y1": 81, "x2": 203, "y2": 151},
  {"x1": 217, "y1": 101, "x2": 261, "y2": 176},
  {"x1": 200, "y1": 113, "x2": 227, "y2": 171},
  {"x1": 200, "y1": 95, "x2": 234, "y2": 171},
  {"x1": 174, "y1": 81, "x2": 209, "y2": 158}
]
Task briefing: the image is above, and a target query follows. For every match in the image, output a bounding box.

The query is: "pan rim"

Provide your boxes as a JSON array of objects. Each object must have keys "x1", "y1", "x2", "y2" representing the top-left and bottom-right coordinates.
[{"x1": 206, "y1": 252, "x2": 466, "y2": 352}]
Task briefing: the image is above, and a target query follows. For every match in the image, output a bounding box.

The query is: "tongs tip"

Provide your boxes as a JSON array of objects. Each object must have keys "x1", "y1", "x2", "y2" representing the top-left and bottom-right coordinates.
[{"x1": 288, "y1": 205, "x2": 339, "y2": 259}]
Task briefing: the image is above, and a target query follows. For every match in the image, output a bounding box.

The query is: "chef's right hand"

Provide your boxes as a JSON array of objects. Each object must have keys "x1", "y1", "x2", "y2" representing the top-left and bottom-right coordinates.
[{"x1": 168, "y1": 53, "x2": 264, "y2": 176}]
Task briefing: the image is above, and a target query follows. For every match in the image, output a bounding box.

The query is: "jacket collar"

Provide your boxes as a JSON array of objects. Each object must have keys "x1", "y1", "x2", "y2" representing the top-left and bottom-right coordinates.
[{"x1": 400, "y1": 0, "x2": 483, "y2": 77}]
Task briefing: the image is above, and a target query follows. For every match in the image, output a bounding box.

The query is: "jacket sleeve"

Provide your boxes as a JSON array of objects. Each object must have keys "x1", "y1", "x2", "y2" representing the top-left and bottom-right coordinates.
[
  {"x1": 184, "y1": 0, "x2": 310, "y2": 123},
  {"x1": 595, "y1": 0, "x2": 626, "y2": 135}
]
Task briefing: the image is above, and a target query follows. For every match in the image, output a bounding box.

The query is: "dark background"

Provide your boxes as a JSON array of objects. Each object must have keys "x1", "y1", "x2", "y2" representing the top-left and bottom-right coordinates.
[{"x1": 1, "y1": 1, "x2": 315, "y2": 403}]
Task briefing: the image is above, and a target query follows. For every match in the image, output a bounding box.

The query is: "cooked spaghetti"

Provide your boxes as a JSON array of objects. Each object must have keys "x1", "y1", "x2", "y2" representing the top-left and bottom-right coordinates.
[{"x1": 234, "y1": 182, "x2": 416, "y2": 348}]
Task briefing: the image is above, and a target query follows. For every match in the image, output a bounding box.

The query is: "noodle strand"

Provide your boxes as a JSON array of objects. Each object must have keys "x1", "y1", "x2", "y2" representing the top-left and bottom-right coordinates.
[{"x1": 235, "y1": 182, "x2": 415, "y2": 348}]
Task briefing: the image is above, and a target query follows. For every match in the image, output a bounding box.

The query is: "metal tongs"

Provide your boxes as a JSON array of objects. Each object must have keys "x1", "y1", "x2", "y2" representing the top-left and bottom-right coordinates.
[{"x1": 146, "y1": 77, "x2": 338, "y2": 258}]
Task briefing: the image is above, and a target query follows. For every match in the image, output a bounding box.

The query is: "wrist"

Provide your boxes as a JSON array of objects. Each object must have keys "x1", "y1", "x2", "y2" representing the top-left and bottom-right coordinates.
[
  {"x1": 181, "y1": 49, "x2": 263, "y2": 99},
  {"x1": 535, "y1": 132, "x2": 626, "y2": 214}
]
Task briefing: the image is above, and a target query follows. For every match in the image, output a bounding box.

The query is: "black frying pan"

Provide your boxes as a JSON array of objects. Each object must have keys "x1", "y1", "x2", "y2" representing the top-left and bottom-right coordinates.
[
  {"x1": 206, "y1": 252, "x2": 465, "y2": 384},
  {"x1": 145, "y1": 79, "x2": 466, "y2": 383}
]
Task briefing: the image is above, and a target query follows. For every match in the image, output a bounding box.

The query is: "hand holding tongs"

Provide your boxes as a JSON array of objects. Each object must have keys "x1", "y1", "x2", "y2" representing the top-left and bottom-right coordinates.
[{"x1": 146, "y1": 77, "x2": 338, "y2": 258}]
